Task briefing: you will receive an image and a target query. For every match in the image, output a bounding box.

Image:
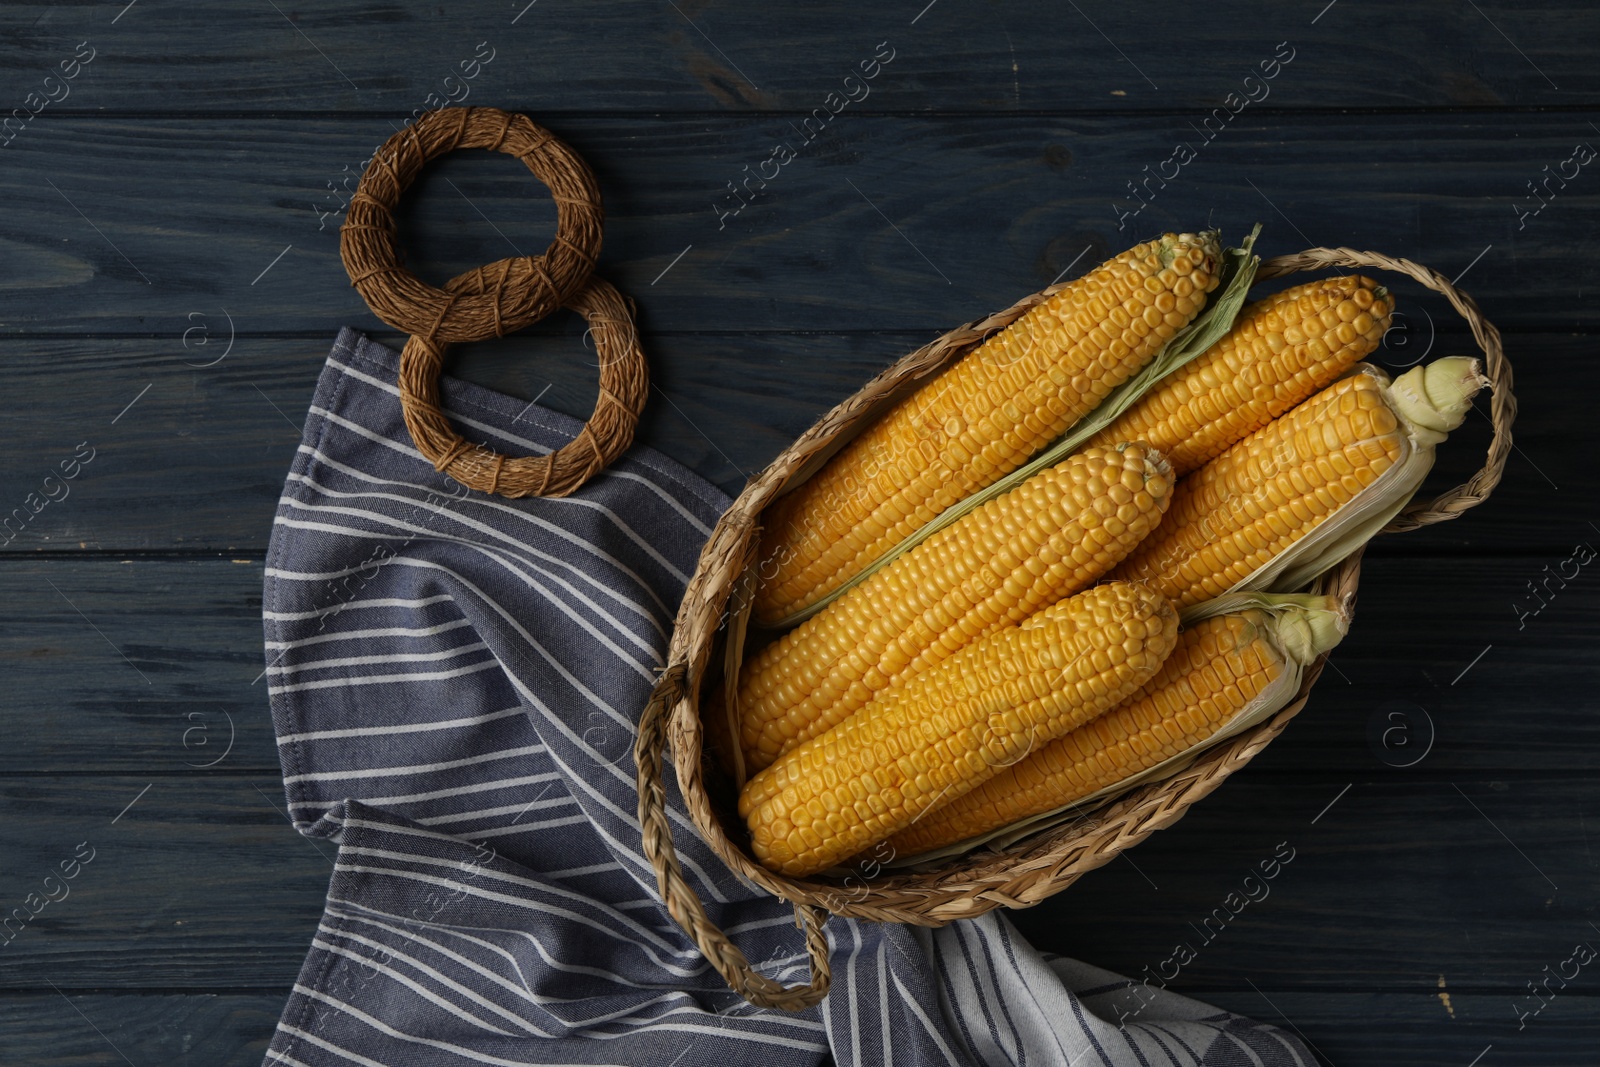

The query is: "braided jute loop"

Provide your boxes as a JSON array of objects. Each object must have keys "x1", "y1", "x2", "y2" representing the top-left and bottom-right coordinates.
[
  {"x1": 398, "y1": 274, "x2": 649, "y2": 498},
  {"x1": 340, "y1": 106, "x2": 602, "y2": 342},
  {"x1": 340, "y1": 106, "x2": 645, "y2": 498},
  {"x1": 636, "y1": 664, "x2": 832, "y2": 1011},
  {"x1": 1258, "y1": 247, "x2": 1516, "y2": 532},
  {"x1": 632, "y1": 240, "x2": 1518, "y2": 1006}
]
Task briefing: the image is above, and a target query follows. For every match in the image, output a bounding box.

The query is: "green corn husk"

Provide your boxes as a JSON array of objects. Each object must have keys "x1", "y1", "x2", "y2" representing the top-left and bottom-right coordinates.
[{"x1": 764, "y1": 223, "x2": 1264, "y2": 631}]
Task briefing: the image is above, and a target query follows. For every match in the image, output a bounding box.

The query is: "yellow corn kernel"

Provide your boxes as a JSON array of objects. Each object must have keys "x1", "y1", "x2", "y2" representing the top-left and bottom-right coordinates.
[
  {"x1": 1109, "y1": 374, "x2": 1406, "y2": 609},
  {"x1": 890, "y1": 612, "x2": 1275, "y2": 854},
  {"x1": 754, "y1": 234, "x2": 1222, "y2": 625},
  {"x1": 1085, "y1": 276, "x2": 1394, "y2": 475},
  {"x1": 740, "y1": 583, "x2": 1178, "y2": 877},
  {"x1": 738, "y1": 443, "x2": 1173, "y2": 773}
]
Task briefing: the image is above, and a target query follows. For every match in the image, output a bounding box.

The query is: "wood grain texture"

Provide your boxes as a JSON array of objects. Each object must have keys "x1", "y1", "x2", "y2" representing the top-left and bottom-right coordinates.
[
  {"x1": 1231, "y1": 549, "x2": 1600, "y2": 774},
  {"x1": 0, "y1": 775, "x2": 329, "y2": 989},
  {"x1": 1, "y1": 769, "x2": 1597, "y2": 992},
  {"x1": 0, "y1": 116, "x2": 1593, "y2": 335},
  {"x1": 0, "y1": 330, "x2": 1582, "y2": 551},
  {"x1": 0, "y1": 559, "x2": 274, "y2": 772},
  {"x1": 1011, "y1": 772, "x2": 1599, "y2": 993},
  {"x1": 0, "y1": 2, "x2": 1592, "y2": 114},
  {"x1": 0, "y1": 559, "x2": 1591, "y2": 776},
  {"x1": 1196, "y1": 992, "x2": 1600, "y2": 1066},
  {"x1": 0, "y1": 994, "x2": 284, "y2": 1067},
  {"x1": 0, "y1": 0, "x2": 1592, "y2": 1056}
]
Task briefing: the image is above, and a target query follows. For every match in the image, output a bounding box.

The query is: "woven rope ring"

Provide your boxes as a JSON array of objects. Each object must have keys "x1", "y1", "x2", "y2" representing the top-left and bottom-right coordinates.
[{"x1": 341, "y1": 106, "x2": 648, "y2": 498}]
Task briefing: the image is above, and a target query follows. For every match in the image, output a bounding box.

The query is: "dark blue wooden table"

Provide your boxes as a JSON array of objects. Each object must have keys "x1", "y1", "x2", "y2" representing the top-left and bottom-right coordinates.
[{"x1": 0, "y1": 2, "x2": 1594, "y2": 1063}]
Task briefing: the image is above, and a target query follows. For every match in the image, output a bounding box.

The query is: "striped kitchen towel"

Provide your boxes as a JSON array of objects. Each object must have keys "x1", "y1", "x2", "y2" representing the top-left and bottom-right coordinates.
[{"x1": 260, "y1": 327, "x2": 1314, "y2": 1067}]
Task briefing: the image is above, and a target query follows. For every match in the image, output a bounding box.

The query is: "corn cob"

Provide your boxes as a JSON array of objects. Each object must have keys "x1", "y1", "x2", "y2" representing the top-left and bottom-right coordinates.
[
  {"x1": 1084, "y1": 276, "x2": 1394, "y2": 476},
  {"x1": 889, "y1": 596, "x2": 1346, "y2": 855},
  {"x1": 1110, "y1": 357, "x2": 1485, "y2": 610},
  {"x1": 754, "y1": 233, "x2": 1222, "y2": 625},
  {"x1": 1109, "y1": 371, "x2": 1405, "y2": 609},
  {"x1": 737, "y1": 442, "x2": 1173, "y2": 774},
  {"x1": 740, "y1": 582, "x2": 1178, "y2": 877}
]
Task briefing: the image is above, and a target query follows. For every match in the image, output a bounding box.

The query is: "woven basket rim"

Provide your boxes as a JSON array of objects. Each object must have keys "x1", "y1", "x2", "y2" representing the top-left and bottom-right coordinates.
[{"x1": 635, "y1": 245, "x2": 1516, "y2": 1009}]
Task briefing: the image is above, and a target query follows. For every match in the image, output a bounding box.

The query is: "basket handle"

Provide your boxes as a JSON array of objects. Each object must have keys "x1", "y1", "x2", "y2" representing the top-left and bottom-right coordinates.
[
  {"x1": 635, "y1": 663, "x2": 833, "y2": 1010},
  {"x1": 1257, "y1": 247, "x2": 1516, "y2": 533}
]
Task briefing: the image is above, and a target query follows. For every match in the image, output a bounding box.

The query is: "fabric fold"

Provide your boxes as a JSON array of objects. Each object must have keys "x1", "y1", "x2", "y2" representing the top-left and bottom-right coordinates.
[{"x1": 260, "y1": 328, "x2": 1312, "y2": 1067}]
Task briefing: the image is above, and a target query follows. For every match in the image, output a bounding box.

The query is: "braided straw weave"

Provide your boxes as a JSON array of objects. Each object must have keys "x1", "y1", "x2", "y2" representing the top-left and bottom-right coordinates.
[
  {"x1": 635, "y1": 248, "x2": 1516, "y2": 1010},
  {"x1": 341, "y1": 106, "x2": 648, "y2": 498}
]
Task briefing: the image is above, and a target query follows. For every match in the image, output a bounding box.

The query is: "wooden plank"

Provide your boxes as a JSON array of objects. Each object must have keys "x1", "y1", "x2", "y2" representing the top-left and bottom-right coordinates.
[
  {"x1": 0, "y1": 115, "x2": 1593, "y2": 335},
  {"x1": 1225, "y1": 544, "x2": 1600, "y2": 774},
  {"x1": 1010, "y1": 772, "x2": 1600, "y2": 993},
  {"x1": 0, "y1": 993, "x2": 284, "y2": 1067},
  {"x1": 0, "y1": 559, "x2": 279, "y2": 773},
  {"x1": 0, "y1": 329, "x2": 1582, "y2": 552},
  {"x1": 1196, "y1": 992, "x2": 1600, "y2": 1066},
  {"x1": 0, "y1": 558, "x2": 1592, "y2": 775},
  {"x1": 1, "y1": 769, "x2": 1598, "y2": 991},
  {"x1": 2, "y1": 1, "x2": 1591, "y2": 115},
  {"x1": 3, "y1": 555, "x2": 1583, "y2": 996},
  {"x1": 0, "y1": 0, "x2": 1586, "y2": 1051},
  {"x1": 0, "y1": 775, "x2": 328, "y2": 988}
]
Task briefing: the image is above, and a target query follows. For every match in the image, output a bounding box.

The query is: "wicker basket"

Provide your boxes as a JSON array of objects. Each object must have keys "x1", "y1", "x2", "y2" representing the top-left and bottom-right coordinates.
[{"x1": 634, "y1": 247, "x2": 1517, "y2": 1010}]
